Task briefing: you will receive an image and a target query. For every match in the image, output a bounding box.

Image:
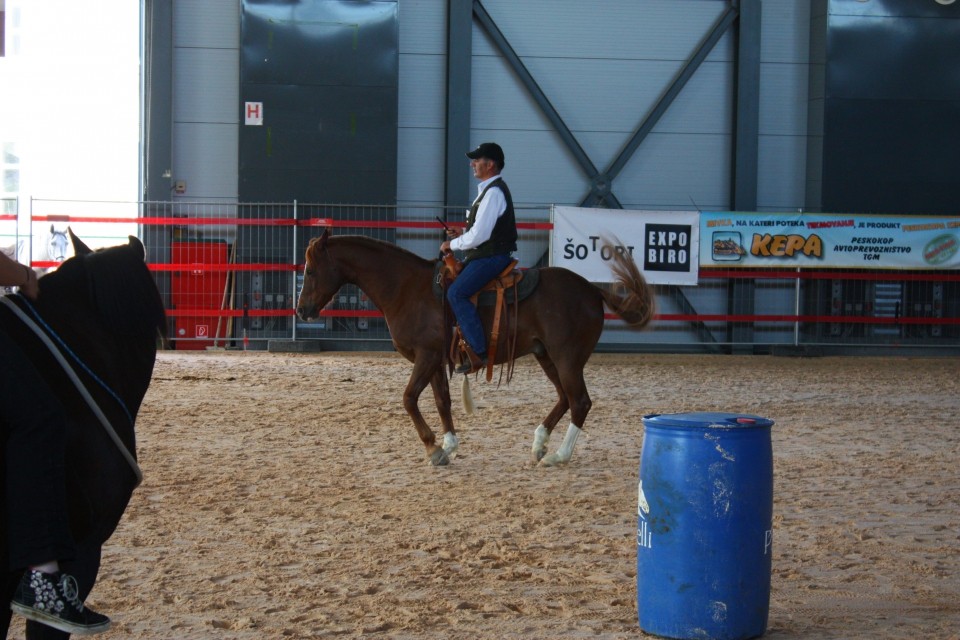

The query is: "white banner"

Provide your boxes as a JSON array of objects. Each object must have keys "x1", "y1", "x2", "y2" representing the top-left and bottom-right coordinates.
[{"x1": 551, "y1": 206, "x2": 700, "y2": 285}]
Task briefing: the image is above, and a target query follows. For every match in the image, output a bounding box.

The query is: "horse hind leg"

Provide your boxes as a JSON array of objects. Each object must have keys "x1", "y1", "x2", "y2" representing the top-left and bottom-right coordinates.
[
  {"x1": 536, "y1": 354, "x2": 592, "y2": 467},
  {"x1": 531, "y1": 353, "x2": 571, "y2": 463}
]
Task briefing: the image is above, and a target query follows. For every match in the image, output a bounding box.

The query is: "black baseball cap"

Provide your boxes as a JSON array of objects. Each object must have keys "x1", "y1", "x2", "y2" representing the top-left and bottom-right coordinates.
[{"x1": 465, "y1": 142, "x2": 505, "y2": 167}]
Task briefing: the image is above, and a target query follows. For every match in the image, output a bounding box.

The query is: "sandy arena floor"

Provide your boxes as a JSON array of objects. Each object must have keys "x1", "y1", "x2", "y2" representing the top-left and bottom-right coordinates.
[{"x1": 9, "y1": 351, "x2": 959, "y2": 639}]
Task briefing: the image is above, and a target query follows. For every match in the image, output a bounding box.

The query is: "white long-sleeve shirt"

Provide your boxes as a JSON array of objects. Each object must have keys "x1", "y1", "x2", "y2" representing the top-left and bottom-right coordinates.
[{"x1": 450, "y1": 175, "x2": 507, "y2": 252}]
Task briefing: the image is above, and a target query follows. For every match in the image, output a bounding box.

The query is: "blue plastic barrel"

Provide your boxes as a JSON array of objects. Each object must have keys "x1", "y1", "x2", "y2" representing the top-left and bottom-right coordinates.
[{"x1": 637, "y1": 412, "x2": 774, "y2": 640}]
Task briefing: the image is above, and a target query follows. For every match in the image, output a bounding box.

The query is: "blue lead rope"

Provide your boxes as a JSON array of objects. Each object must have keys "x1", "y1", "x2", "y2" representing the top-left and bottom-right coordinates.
[{"x1": 8, "y1": 294, "x2": 135, "y2": 427}]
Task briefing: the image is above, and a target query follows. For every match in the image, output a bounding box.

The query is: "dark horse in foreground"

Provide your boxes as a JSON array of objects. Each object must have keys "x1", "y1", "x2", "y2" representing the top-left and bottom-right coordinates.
[
  {"x1": 1, "y1": 232, "x2": 165, "y2": 639},
  {"x1": 296, "y1": 229, "x2": 655, "y2": 467}
]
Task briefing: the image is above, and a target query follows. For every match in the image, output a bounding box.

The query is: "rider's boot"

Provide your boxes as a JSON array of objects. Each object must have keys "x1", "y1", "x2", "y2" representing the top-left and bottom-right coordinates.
[{"x1": 455, "y1": 340, "x2": 487, "y2": 375}]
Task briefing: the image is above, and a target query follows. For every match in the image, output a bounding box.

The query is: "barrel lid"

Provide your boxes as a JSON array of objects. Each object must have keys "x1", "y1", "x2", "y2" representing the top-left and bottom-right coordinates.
[{"x1": 642, "y1": 411, "x2": 774, "y2": 429}]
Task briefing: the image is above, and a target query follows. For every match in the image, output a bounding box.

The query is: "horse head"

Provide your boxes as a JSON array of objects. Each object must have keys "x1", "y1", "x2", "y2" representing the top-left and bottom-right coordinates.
[
  {"x1": 296, "y1": 228, "x2": 343, "y2": 321},
  {"x1": 48, "y1": 224, "x2": 70, "y2": 262},
  {"x1": 41, "y1": 230, "x2": 164, "y2": 347}
]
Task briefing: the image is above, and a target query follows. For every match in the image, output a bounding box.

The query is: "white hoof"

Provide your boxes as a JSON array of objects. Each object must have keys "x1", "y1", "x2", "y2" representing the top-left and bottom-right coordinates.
[
  {"x1": 539, "y1": 452, "x2": 566, "y2": 467},
  {"x1": 531, "y1": 424, "x2": 549, "y2": 463},
  {"x1": 442, "y1": 432, "x2": 460, "y2": 460},
  {"x1": 428, "y1": 447, "x2": 450, "y2": 466},
  {"x1": 538, "y1": 423, "x2": 582, "y2": 467}
]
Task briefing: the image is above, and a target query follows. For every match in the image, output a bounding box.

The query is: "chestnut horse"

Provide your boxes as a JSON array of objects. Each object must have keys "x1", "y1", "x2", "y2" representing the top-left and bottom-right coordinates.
[
  {"x1": 296, "y1": 229, "x2": 655, "y2": 467},
  {"x1": 1, "y1": 231, "x2": 165, "y2": 639}
]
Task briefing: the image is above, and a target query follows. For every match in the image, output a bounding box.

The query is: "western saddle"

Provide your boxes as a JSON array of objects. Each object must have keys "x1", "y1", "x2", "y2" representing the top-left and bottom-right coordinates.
[{"x1": 440, "y1": 253, "x2": 523, "y2": 382}]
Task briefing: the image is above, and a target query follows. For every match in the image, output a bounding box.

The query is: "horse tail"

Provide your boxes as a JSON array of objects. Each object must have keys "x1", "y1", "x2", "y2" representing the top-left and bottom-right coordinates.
[
  {"x1": 461, "y1": 375, "x2": 476, "y2": 416},
  {"x1": 598, "y1": 238, "x2": 656, "y2": 329}
]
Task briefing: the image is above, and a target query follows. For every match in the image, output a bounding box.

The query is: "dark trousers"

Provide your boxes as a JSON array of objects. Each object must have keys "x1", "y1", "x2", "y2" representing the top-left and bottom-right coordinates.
[
  {"x1": 446, "y1": 253, "x2": 514, "y2": 355},
  {"x1": 1, "y1": 329, "x2": 75, "y2": 570}
]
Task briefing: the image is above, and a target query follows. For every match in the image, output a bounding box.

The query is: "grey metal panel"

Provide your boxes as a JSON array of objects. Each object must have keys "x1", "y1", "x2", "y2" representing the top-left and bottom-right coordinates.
[
  {"x1": 142, "y1": 0, "x2": 173, "y2": 203},
  {"x1": 613, "y1": 133, "x2": 732, "y2": 210},
  {"x1": 172, "y1": 122, "x2": 239, "y2": 198},
  {"x1": 401, "y1": 0, "x2": 814, "y2": 215},
  {"x1": 398, "y1": 0, "x2": 446, "y2": 54},
  {"x1": 830, "y1": 0, "x2": 959, "y2": 18},
  {"x1": 486, "y1": 131, "x2": 596, "y2": 206},
  {"x1": 398, "y1": 54, "x2": 445, "y2": 129},
  {"x1": 759, "y1": 64, "x2": 808, "y2": 135},
  {"x1": 170, "y1": 0, "x2": 239, "y2": 203},
  {"x1": 469, "y1": 55, "x2": 555, "y2": 132},
  {"x1": 757, "y1": 134, "x2": 808, "y2": 211},
  {"x1": 828, "y1": 14, "x2": 960, "y2": 101},
  {"x1": 397, "y1": 127, "x2": 445, "y2": 204},
  {"x1": 475, "y1": 0, "x2": 732, "y2": 62},
  {"x1": 397, "y1": 1, "x2": 446, "y2": 205},
  {"x1": 482, "y1": 129, "x2": 731, "y2": 209},
  {"x1": 760, "y1": 0, "x2": 811, "y2": 63},
  {"x1": 239, "y1": 0, "x2": 398, "y2": 204},
  {"x1": 174, "y1": 0, "x2": 240, "y2": 49},
  {"x1": 465, "y1": 1, "x2": 745, "y2": 211},
  {"x1": 241, "y1": 1, "x2": 398, "y2": 88},
  {"x1": 173, "y1": 48, "x2": 240, "y2": 123},
  {"x1": 239, "y1": 83, "x2": 398, "y2": 202},
  {"x1": 517, "y1": 58, "x2": 733, "y2": 136},
  {"x1": 814, "y1": 0, "x2": 960, "y2": 215}
]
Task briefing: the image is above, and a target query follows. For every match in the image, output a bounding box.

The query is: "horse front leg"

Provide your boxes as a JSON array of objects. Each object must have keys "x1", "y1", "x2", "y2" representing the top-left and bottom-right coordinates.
[
  {"x1": 429, "y1": 369, "x2": 459, "y2": 460},
  {"x1": 403, "y1": 360, "x2": 448, "y2": 466}
]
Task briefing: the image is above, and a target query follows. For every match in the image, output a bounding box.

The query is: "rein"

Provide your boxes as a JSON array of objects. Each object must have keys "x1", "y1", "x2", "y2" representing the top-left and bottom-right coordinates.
[{"x1": 1, "y1": 295, "x2": 143, "y2": 486}]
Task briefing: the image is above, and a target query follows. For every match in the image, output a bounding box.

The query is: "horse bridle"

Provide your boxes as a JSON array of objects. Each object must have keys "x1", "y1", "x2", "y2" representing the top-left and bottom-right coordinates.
[{"x1": 0, "y1": 295, "x2": 143, "y2": 486}]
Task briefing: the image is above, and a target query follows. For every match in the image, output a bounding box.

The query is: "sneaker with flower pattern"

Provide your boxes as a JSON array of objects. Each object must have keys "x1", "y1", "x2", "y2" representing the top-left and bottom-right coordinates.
[{"x1": 10, "y1": 570, "x2": 111, "y2": 636}]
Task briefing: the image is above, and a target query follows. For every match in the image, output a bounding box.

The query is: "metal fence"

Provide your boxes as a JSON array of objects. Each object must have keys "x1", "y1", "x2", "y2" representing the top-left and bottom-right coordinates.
[{"x1": 3, "y1": 198, "x2": 957, "y2": 355}]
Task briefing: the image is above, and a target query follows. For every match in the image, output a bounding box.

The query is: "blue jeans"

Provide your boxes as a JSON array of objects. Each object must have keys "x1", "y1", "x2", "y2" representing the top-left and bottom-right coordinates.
[{"x1": 446, "y1": 253, "x2": 514, "y2": 355}]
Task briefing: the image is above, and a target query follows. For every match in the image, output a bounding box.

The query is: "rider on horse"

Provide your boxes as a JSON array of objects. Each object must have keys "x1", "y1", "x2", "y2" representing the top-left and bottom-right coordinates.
[
  {"x1": 1, "y1": 249, "x2": 111, "y2": 635},
  {"x1": 440, "y1": 142, "x2": 518, "y2": 375}
]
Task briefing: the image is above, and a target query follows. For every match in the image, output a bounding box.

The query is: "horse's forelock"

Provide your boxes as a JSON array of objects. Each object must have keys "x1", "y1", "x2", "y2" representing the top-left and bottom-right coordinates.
[
  {"x1": 307, "y1": 232, "x2": 334, "y2": 265},
  {"x1": 306, "y1": 237, "x2": 324, "y2": 266}
]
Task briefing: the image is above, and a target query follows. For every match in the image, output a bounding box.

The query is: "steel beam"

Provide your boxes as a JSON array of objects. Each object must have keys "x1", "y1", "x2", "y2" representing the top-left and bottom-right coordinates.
[
  {"x1": 729, "y1": 0, "x2": 762, "y2": 352},
  {"x1": 584, "y1": 4, "x2": 740, "y2": 208},
  {"x1": 445, "y1": 0, "x2": 474, "y2": 209},
  {"x1": 472, "y1": 1, "x2": 599, "y2": 182},
  {"x1": 732, "y1": 0, "x2": 761, "y2": 212}
]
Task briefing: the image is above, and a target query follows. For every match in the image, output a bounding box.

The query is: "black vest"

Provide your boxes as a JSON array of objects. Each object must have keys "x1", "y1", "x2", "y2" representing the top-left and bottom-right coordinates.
[{"x1": 464, "y1": 177, "x2": 517, "y2": 262}]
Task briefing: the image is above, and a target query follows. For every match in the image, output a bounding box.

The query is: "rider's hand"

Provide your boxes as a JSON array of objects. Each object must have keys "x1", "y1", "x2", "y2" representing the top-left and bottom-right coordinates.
[{"x1": 20, "y1": 266, "x2": 39, "y2": 300}]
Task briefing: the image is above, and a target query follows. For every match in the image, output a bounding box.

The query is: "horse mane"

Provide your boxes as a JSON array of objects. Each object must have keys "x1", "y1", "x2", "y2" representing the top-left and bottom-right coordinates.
[
  {"x1": 46, "y1": 242, "x2": 166, "y2": 338},
  {"x1": 312, "y1": 233, "x2": 435, "y2": 269}
]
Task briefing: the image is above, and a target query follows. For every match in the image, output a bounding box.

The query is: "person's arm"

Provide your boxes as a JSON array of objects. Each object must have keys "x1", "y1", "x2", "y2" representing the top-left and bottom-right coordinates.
[
  {"x1": 451, "y1": 186, "x2": 507, "y2": 252},
  {"x1": 0, "y1": 250, "x2": 39, "y2": 299}
]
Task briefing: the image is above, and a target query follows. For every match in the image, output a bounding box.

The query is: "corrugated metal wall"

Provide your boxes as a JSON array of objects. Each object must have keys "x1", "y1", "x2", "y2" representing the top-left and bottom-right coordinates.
[
  {"x1": 171, "y1": 0, "x2": 240, "y2": 203},
  {"x1": 399, "y1": 0, "x2": 812, "y2": 213},
  {"x1": 159, "y1": 0, "x2": 814, "y2": 214},
  {"x1": 807, "y1": 0, "x2": 960, "y2": 215}
]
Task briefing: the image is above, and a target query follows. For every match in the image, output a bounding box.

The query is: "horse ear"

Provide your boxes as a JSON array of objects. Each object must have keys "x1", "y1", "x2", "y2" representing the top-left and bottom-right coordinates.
[
  {"x1": 319, "y1": 227, "x2": 330, "y2": 249},
  {"x1": 128, "y1": 235, "x2": 147, "y2": 260},
  {"x1": 69, "y1": 227, "x2": 92, "y2": 256}
]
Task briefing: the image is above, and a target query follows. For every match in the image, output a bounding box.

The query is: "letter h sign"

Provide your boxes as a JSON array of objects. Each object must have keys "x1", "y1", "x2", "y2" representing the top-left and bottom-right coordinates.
[{"x1": 245, "y1": 102, "x2": 263, "y2": 126}]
